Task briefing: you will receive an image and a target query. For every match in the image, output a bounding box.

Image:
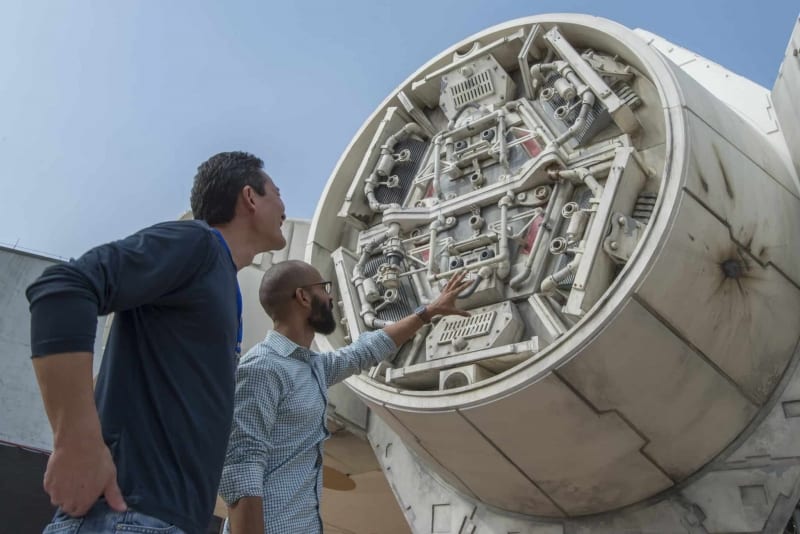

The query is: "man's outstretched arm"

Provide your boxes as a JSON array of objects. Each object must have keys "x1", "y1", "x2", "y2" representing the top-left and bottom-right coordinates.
[{"x1": 322, "y1": 270, "x2": 471, "y2": 386}]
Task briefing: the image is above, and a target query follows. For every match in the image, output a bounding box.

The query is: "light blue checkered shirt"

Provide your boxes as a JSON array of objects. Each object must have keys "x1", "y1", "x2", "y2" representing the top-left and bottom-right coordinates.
[{"x1": 219, "y1": 329, "x2": 397, "y2": 533}]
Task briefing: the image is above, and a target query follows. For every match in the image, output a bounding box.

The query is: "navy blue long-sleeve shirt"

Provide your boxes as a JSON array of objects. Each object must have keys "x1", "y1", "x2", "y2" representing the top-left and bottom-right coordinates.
[{"x1": 26, "y1": 220, "x2": 241, "y2": 534}]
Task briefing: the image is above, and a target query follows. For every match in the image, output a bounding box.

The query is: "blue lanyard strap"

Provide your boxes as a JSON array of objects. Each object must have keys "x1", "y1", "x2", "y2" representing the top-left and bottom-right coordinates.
[{"x1": 210, "y1": 229, "x2": 243, "y2": 359}]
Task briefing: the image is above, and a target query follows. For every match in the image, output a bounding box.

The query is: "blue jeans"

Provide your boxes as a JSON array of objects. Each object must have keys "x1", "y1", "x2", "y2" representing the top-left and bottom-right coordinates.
[{"x1": 42, "y1": 500, "x2": 185, "y2": 534}]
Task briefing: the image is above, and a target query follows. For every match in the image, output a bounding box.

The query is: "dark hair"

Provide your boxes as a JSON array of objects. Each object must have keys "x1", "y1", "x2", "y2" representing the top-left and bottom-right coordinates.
[
  {"x1": 190, "y1": 151, "x2": 266, "y2": 225},
  {"x1": 259, "y1": 260, "x2": 318, "y2": 319}
]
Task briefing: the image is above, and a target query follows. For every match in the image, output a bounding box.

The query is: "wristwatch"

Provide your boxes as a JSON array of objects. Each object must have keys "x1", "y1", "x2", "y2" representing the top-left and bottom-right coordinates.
[{"x1": 414, "y1": 305, "x2": 432, "y2": 324}]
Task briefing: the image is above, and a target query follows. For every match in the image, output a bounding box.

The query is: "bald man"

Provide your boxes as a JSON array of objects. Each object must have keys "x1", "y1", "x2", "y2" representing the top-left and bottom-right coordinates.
[{"x1": 219, "y1": 260, "x2": 470, "y2": 534}]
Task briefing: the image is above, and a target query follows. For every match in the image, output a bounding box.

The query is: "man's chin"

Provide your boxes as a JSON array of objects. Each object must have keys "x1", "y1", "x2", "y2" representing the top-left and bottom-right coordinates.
[
  {"x1": 267, "y1": 235, "x2": 287, "y2": 251},
  {"x1": 314, "y1": 325, "x2": 337, "y2": 336}
]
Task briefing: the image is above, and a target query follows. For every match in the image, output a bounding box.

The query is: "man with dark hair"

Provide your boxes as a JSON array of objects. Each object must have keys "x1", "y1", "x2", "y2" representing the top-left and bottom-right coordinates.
[
  {"x1": 219, "y1": 260, "x2": 471, "y2": 534},
  {"x1": 27, "y1": 151, "x2": 286, "y2": 534}
]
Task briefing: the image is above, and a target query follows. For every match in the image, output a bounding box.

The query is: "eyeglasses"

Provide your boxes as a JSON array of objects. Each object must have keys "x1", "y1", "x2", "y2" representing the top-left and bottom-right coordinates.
[{"x1": 298, "y1": 281, "x2": 332, "y2": 294}]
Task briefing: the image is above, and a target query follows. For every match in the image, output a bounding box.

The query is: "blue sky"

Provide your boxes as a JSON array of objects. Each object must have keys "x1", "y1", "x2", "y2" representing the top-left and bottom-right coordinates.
[{"x1": 1, "y1": 0, "x2": 797, "y2": 258}]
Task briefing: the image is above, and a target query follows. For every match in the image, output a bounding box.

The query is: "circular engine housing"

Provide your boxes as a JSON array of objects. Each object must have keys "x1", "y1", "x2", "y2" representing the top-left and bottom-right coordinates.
[{"x1": 308, "y1": 14, "x2": 800, "y2": 517}]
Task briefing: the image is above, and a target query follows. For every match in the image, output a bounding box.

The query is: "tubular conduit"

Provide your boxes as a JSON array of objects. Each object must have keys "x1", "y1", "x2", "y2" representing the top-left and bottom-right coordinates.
[
  {"x1": 565, "y1": 210, "x2": 589, "y2": 242},
  {"x1": 352, "y1": 231, "x2": 394, "y2": 329},
  {"x1": 365, "y1": 172, "x2": 397, "y2": 213},
  {"x1": 510, "y1": 181, "x2": 567, "y2": 289},
  {"x1": 540, "y1": 252, "x2": 583, "y2": 295},
  {"x1": 365, "y1": 123, "x2": 427, "y2": 213},
  {"x1": 540, "y1": 205, "x2": 596, "y2": 297},
  {"x1": 432, "y1": 136, "x2": 443, "y2": 200},
  {"x1": 529, "y1": 61, "x2": 567, "y2": 93},
  {"x1": 552, "y1": 88, "x2": 595, "y2": 147},
  {"x1": 445, "y1": 137, "x2": 454, "y2": 163},
  {"x1": 458, "y1": 275, "x2": 483, "y2": 299},
  {"x1": 497, "y1": 112, "x2": 508, "y2": 169},
  {"x1": 496, "y1": 192, "x2": 514, "y2": 280},
  {"x1": 440, "y1": 238, "x2": 452, "y2": 274},
  {"x1": 457, "y1": 266, "x2": 494, "y2": 299},
  {"x1": 446, "y1": 108, "x2": 504, "y2": 142},
  {"x1": 430, "y1": 193, "x2": 514, "y2": 282},
  {"x1": 387, "y1": 123, "x2": 426, "y2": 149},
  {"x1": 550, "y1": 167, "x2": 604, "y2": 199},
  {"x1": 529, "y1": 61, "x2": 597, "y2": 148},
  {"x1": 426, "y1": 217, "x2": 442, "y2": 280}
]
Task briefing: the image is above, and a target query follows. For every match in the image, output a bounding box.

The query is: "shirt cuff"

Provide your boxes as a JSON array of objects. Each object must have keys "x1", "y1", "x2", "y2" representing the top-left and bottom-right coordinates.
[
  {"x1": 29, "y1": 295, "x2": 98, "y2": 356},
  {"x1": 218, "y1": 461, "x2": 266, "y2": 505},
  {"x1": 371, "y1": 330, "x2": 398, "y2": 361}
]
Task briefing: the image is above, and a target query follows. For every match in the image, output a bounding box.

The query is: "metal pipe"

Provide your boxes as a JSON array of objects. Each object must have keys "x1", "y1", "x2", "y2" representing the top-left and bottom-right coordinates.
[
  {"x1": 540, "y1": 203, "x2": 596, "y2": 298},
  {"x1": 431, "y1": 248, "x2": 503, "y2": 281},
  {"x1": 365, "y1": 123, "x2": 427, "y2": 213},
  {"x1": 387, "y1": 122, "x2": 426, "y2": 147},
  {"x1": 410, "y1": 263, "x2": 434, "y2": 305},
  {"x1": 365, "y1": 172, "x2": 399, "y2": 213},
  {"x1": 458, "y1": 266, "x2": 494, "y2": 299},
  {"x1": 352, "y1": 233, "x2": 392, "y2": 329},
  {"x1": 510, "y1": 181, "x2": 567, "y2": 289},
  {"x1": 458, "y1": 274, "x2": 483, "y2": 299},
  {"x1": 445, "y1": 137, "x2": 454, "y2": 163},
  {"x1": 529, "y1": 60, "x2": 567, "y2": 92},
  {"x1": 541, "y1": 252, "x2": 583, "y2": 295},
  {"x1": 362, "y1": 311, "x2": 392, "y2": 329},
  {"x1": 496, "y1": 192, "x2": 513, "y2": 280},
  {"x1": 446, "y1": 108, "x2": 504, "y2": 142},
  {"x1": 552, "y1": 167, "x2": 604, "y2": 199},
  {"x1": 552, "y1": 89, "x2": 595, "y2": 147},
  {"x1": 565, "y1": 209, "x2": 589, "y2": 242},
  {"x1": 497, "y1": 112, "x2": 509, "y2": 170},
  {"x1": 432, "y1": 136, "x2": 443, "y2": 200},
  {"x1": 430, "y1": 194, "x2": 514, "y2": 282},
  {"x1": 440, "y1": 238, "x2": 452, "y2": 275},
  {"x1": 426, "y1": 217, "x2": 442, "y2": 280}
]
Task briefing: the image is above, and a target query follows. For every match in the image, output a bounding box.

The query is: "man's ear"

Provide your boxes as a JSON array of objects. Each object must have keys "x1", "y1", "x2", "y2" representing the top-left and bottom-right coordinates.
[
  {"x1": 242, "y1": 185, "x2": 258, "y2": 213},
  {"x1": 295, "y1": 288, "x2": 312, "y2": 308}
]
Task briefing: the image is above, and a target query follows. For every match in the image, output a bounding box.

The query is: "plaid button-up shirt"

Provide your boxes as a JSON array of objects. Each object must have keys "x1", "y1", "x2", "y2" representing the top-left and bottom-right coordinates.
[{"x1": 219, "y1": 329, "x2": 397, "y2": 533}]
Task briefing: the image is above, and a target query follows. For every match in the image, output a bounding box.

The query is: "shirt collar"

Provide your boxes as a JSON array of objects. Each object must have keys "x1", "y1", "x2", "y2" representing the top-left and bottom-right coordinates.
[{"x1": 265, "y1": 330, "x2": 314, "y2": 361}]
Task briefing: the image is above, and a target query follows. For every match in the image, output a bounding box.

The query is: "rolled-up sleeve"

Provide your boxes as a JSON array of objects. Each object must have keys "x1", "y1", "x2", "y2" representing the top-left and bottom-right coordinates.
[
  {"x1": 219, "y1": 358, "x2": 285, "y2": 505},
  {"x1": 26, "y1": 222, "x2": 212, "y2": 357},
  {"x1": 321, "y1": 330, "x2": 397, "y2": 386}
]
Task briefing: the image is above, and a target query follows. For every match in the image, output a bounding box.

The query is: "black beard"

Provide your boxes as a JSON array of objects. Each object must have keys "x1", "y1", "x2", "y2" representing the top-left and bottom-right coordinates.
[{"x1": 308, "y1": 294, "x2": 336, "y2": 335}]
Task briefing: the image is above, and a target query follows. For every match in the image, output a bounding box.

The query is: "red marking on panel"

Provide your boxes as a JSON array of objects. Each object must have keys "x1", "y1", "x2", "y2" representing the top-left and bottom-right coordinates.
[
  {"x1": 522, "y1": 137, "x2": 542, "y2": 158},
  {"x1": 521, "y1": 215, "x2": 544, "y2": 255},
  {"x1": 513, "y1": 129, "x2": 542, "y2": 158}
]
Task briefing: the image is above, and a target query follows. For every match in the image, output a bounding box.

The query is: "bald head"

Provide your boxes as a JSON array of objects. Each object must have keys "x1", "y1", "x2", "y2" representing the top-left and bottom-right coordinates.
[{"x1": 259, "y1": 260, "x2": 322, "y2": 320}]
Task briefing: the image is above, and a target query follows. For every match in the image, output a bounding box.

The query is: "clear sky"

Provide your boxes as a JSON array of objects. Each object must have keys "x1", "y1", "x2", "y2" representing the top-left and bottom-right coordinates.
[{"x1": 1, "y1": 0, "x2": 797, "y2": 258}]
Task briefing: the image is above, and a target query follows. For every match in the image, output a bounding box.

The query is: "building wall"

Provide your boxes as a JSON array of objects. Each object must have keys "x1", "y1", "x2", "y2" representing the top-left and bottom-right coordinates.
[{"x1": 0, "y1": 247, "x2": 106, "y2": 451}]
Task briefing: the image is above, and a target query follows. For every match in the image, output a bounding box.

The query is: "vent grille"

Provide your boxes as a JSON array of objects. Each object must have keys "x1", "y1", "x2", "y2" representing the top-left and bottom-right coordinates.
[
  {"x1": 439, "y1": 311, "x2": 496, "y2": 344},
  {"x1": 613, "y1": 81, "x2": 642, "y2": 109},
  {"x1": 632, "y1": 192, "x2": 657, "y2": 223},
  {"x1": 541, "y1": 72, "x2": 610, "y2": 146},
  {"x1": 362, "y1": 254, "x2": 415, "y2": 322},
  {"x1": 374, "y1": 138, "x2": 428, "y2": 206},
  {"x1": 450, "y1": 70, "x2": 494, "y2": 108},
  {"x1": 556, "y1": 253, "x2": 577, "y2": 289}
]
